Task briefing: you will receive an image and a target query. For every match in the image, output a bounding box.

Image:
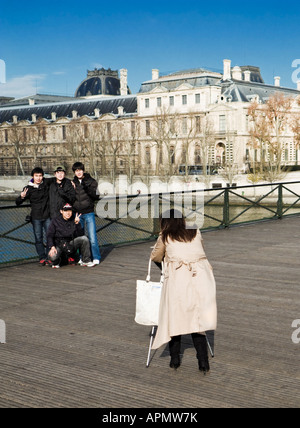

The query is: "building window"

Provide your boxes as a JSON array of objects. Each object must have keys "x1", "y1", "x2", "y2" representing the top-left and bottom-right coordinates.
[
  {"x1": 170, "y1": 146, "x2": 175, "y2": 164},
  {"x1": 195, "y1": 116, "x2": 201, "y2": 133},
  {"x1": 182, "y1": 117, "x2": 187, "y2": 134},
  {"x1": 219, "y1": 115, "x2": 226, "y2": 132},
  {"x1": 131, "y1": 121, "x2": 136, "y2": 137},
  {"x1": 145, "y1": 147, "x2": 151, "y2": 165},
  {"x1": 169, "y1": 96, "x2": 174, "y2": 106},
  {"x1": 23, "y1": 128, "x2": 27, "y2": 142},
  {"x1": 145, "y1": 98, "x2": 150, "y2": 109},
  {"x1": 195, "y1": 144, "x2": 201, "y2": 164},
  {"x1": 84, "y1": 124, "x2": 89, "y2": 139},
  {"x1": 4, "y1": 129, "x2": 8, "y2": 143},
  {"x1": 62, "y1": 125, "x2": 66, "y2": 140},
  {"x1": 39, "y1": 127, "x2": 47, "y2": 141},
  {"x1": 195, "y1": 93, "x2": 200, "y2": 104},
  {"x1": 157, "y1": 97, "x2": 162, "y2": 108},
  {"x1": 145, "y1": 120, "x2": 150, "y2": 136},
  {"x1": 182, "y1": 95, "x2": 187, "y2": 105},
  {"x1": 107, "y1": 123, "x2": 111, "y2": 139}
]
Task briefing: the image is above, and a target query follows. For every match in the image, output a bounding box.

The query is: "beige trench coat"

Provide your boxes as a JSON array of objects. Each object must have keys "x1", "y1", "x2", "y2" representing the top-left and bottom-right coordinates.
[{"x1": 150, "y1": 231, "x2": 217, "y2": 350}]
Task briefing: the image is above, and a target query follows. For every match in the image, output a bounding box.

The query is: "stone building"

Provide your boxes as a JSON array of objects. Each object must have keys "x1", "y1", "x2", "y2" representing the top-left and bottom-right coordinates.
[{"x1": 1, "y1": 61, "x2": 300, "y2": 180}]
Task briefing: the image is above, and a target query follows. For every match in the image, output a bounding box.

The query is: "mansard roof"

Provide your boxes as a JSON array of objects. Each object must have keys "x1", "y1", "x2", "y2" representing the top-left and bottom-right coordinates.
[
  {"x1": 221, "y1": 80, "x2": 300, "y2": 103},
  {"x1": 0, "y1": 95, "x2": 137, "y2": 124},
  {"x1": 139, "y1": 68, "x2": 222, "y2": 93}
]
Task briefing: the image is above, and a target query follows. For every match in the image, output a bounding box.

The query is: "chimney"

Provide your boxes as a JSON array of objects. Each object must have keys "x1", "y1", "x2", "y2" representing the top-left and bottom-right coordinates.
[
  {"x1": 297, "y1": 81, "x2": 300, "y2": 91},
  {"x1": 31, "y1": 114, "x2": 37, "y2": 123},
  {"x1": 274, "y1": 76, "x2": 280, "y2": 87},
  {"x1": 51, "y1": 112, "x2": 57, "y2": 121},
  {"x1": 244, "y1": 70, "x2": 251, "y2": 82},
  {"x1": 232, "y1": 66, "x2": 242, "y2": 80},
  {"x1": 29, "y1": 98, "x2": 35, "y2": 106},
  {"x1": 94, "y1": 108, "x2": 100, "y2": 118},
  {"x1": 72, "y1": 110, "x2": 78, "y2": 119},
  {"x1": 152, "y1": 69, "x2": 159, "y2": 80},
  {"x1": 118, "y1": 106, "x2": 124, "y2": 116},
  {"x1": 223, "y1": 59, "x2": 231, "y2": 80},
  {"x1": 12, "y1": 115, "x2": 18, "y2": 124},
  {"x1": 120, "y1": 68, "x2": 128, "y2": 96}
]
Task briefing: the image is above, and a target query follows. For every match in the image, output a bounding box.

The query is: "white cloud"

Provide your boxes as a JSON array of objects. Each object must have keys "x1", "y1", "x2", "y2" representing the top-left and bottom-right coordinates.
[{"x1": 0, "y1": 74, "x2": 46, "y2": 98}]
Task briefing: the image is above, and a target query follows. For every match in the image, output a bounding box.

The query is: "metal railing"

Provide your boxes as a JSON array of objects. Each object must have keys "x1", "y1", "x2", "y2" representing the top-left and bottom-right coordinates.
[{"x1": 1, "y1": 181, "x2": 300, "y2": 267}]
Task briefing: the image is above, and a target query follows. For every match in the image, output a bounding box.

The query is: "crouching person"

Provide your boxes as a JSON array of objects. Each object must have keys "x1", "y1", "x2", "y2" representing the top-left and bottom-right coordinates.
[{"x1": 47, "y1": 203, "x2": 95, "y2": 268}]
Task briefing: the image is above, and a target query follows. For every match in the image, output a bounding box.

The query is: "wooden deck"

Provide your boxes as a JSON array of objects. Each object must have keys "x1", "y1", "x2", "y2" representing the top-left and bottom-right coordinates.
[{"x1": 0, "y1": 217, "x2": 299, "y2": 408}]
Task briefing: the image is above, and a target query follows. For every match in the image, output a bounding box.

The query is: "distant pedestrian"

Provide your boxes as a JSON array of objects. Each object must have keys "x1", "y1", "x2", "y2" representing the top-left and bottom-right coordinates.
[
  {"x1": 49, "y1": 165, "x2": 76, "y2": 219},
  {"x1": 15, "y1": 167, "x2": 51, "y2": 265},
  {"x1": 71, "y1": 162, "x2": 101, "y2": 265},
  {"x1": 150, "y1": 209, "x2": 217, "y2": 373}
]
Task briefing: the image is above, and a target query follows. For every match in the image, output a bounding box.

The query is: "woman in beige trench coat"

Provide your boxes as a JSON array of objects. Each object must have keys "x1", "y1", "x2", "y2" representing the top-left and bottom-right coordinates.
[{"x1": 151, "y1": 209, "x2": 217, "y2": 373}]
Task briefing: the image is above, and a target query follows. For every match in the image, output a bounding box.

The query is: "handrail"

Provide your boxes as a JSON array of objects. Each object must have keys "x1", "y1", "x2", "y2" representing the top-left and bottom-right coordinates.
[{"x1": 1, "y1": 181, "x2": 300, "y2": 266}]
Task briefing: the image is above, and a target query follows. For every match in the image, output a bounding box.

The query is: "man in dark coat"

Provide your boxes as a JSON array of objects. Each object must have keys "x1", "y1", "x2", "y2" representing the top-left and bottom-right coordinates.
[
  {"x1": 72, "y1": 162, "x2": 101, "y2": 265},
  {"x1": 47, "y1": 203, "x2": 95, "y2": 268},
  {"x1": 16, "y1": 167, "x2": 52, "y2": 265},
  {"x1": 49, "y1": 165, "x2": 76, "y2": 219}
]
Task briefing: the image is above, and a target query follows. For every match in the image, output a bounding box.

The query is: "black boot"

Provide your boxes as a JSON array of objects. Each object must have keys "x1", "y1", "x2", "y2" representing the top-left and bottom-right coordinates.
[
  {"x1": 192, "y1": 333, "x2": 210, "y2": 374},
  {"x1": 169, "y1": 335, "x2": 181, "y2": 369}
]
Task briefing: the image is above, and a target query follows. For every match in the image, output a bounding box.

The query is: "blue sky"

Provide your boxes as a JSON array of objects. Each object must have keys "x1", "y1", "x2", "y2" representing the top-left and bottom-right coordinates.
[{"x1": 1, "y1": 0, "x2": 300, "y2": 98}]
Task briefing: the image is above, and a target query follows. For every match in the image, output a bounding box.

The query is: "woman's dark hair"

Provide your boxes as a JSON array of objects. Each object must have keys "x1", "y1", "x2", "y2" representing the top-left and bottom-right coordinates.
[
  {"x1": 31, "y1": 167, "x2": 44, "y2": 176},
  {"x1": 160, "y1": 209, "x2": 197, "y2": 244}
]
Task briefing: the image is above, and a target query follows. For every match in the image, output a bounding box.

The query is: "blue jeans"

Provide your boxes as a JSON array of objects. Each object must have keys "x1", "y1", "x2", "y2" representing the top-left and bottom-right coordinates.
[
  {"x1": 32, "y1": 218, "x2": 51, "y2": 260},
  {"x1": 80, "y1": 213, "x2": 101, "y2": 261}
]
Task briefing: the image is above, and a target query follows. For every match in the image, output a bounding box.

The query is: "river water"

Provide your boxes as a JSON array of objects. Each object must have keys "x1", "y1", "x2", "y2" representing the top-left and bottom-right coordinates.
[{"x1": 1, "y1": 195, "x2": 300, "y2": 265}]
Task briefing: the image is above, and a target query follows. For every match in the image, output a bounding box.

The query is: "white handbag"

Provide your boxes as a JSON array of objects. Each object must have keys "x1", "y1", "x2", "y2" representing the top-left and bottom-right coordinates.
[{"x1": 135, "y1": 258, "x2": 164, "y2": 326}]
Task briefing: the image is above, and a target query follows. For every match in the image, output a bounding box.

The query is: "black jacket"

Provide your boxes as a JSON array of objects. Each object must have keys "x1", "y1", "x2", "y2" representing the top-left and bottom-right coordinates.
[
  {"x1": 49, "y1": 177, "x2": 76, "y2": 219},
  {"x1": 46, "y1": 214, "x2": 84, "y2": 248},
  {"x1": 73, "y1": 173, "x2": 99, "y2": 214},
  {"x1": 15, "y1": 178, "x2": 53, "y2": 220}
]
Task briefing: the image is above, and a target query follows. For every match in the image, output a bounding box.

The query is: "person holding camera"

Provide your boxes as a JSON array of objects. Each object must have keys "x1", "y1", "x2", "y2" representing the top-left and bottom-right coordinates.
[{"x1": 47, "y1": 203, "x2": 95, "y2": 268}]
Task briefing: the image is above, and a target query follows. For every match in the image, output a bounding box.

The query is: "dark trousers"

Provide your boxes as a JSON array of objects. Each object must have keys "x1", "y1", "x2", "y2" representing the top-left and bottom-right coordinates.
[
  {"x1": 48, "y1": 236, "x2": 91, "y2": 266},
  {"x1": 169, "y1": 333, "x2": 209, "y2": 370},
  {"x1": 32, "y1": 218, "x2": 51, "y2": 260}
]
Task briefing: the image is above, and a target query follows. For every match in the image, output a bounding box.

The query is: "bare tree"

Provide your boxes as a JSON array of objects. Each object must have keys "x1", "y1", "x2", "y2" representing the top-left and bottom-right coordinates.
[
  {"x1": 10, "y1": 124, "x2": 25, "y2": 175},
  {"x1": 247, "y1": 93, "x2": 292, "y2": 182},
  {"x1": 65, "y1": 118, "x2": 86, "y2": 161}
]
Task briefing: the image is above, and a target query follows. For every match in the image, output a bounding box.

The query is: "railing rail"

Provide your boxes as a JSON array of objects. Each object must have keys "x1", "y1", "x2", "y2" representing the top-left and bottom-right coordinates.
[{"x1": 1, "y1": 181, "x2": 300, "y2": 266}]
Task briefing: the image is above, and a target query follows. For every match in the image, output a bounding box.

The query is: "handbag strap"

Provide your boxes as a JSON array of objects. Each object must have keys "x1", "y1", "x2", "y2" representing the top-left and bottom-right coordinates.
[{"x1": 146, "y1": 258, "x2": 164, "y2": 282}]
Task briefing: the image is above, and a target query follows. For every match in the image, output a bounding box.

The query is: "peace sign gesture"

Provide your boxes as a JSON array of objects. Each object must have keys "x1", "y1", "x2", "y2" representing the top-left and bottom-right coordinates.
[
  {"x1": 21, "y1": 187, "x2": 28, "y2": 199},
  {"x1": 74, "y1": 212, "x2": 82, "y2": 224}
]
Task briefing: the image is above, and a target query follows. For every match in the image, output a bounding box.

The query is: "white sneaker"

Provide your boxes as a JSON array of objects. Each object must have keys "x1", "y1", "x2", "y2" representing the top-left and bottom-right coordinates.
[
  {"x1": 77, "y1": 260, "x2": 83, "y2": 265},
  {"x1": 52, "y1": 264, "x2": 60, "y2": 269},
  {"x1": 81, "y1": 261, "x2": 96, "y2": 267},
  {"x1": 93, "y1": 260, "x2": 100, "y2": 265}
]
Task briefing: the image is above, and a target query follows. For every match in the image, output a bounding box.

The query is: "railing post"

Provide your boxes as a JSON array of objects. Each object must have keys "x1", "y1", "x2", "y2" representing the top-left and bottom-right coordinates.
[
  {"x1": 277, "y1": 184, "x2": 283, "y2": 219},
  {"x1": 223, "y1": 188, "x2": 230, "y2": 227}
]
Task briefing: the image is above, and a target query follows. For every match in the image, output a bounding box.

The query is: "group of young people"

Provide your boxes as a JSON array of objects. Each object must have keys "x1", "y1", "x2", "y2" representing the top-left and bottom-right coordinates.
[{"x1": 16, "y1": 162, "x2": 101, "y2": 268}]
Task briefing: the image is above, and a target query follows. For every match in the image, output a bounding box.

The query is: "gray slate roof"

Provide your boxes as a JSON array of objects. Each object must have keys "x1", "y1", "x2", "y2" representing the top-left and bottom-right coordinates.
[{"x1": 0, "y1": 95, "x2": 137, "y2": 124}]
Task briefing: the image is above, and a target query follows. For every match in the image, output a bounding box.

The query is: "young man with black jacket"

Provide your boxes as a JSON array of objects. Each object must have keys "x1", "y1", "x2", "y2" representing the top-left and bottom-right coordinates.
[
  {"x1": 72, "y1": 162, "x2": 101, "y2": 265},
  {"x1": 16, "y1": 167, "x2": 51, "y2": 265},
  {"x1": 49, "y1": 165, "x2": 76, "y2": 219},
  {"x1": 47, "y1": 203, "x2": 95, "y2": 268}
]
